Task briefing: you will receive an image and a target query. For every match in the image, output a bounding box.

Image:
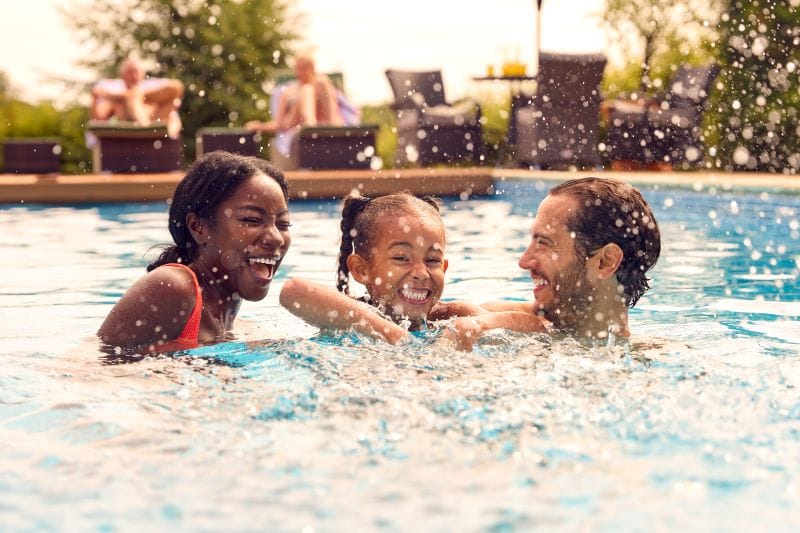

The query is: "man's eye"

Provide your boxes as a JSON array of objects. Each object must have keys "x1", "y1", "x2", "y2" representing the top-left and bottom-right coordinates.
[{"x1": 426, "y1": 257, "x2": 442, "y2": 264}]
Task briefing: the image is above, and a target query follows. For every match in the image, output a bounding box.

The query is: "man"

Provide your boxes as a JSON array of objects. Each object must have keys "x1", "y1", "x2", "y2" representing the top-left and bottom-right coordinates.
[
  {"x1": 449, "y1": 177, "x2": 661, "y2": 349},
  {"x1": 90, "y1": 58, "x2": 184, "y2": 138}
]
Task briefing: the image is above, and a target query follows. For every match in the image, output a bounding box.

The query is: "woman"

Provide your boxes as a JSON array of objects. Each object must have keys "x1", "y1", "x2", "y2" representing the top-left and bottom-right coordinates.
[{"x1": 98, "y1": 151, "x2": 291, "y2": 354}]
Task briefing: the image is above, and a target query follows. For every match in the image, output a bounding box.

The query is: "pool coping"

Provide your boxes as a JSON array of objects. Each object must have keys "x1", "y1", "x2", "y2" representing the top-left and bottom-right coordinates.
[{"x1": 0, "y1": 167, "x2": 798, "y2": 204}]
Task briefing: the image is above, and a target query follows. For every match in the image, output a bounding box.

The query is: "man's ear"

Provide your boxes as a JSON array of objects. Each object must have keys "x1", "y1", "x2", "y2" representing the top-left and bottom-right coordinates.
[
  {"x1": 186, "y1": 213, "x2": 210, "y2": 245},
  {"x1": 594, "y1": 243, "x2": 623, "y2": 279},
  {"x1": 347, "y1": 253, "x2": 370, "y2": 284}
]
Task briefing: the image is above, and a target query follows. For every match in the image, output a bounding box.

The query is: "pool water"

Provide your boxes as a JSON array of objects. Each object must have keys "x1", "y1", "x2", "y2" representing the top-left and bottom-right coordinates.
[{"x1": 2, "y1": 178, "x2": 799, "y2": 530}]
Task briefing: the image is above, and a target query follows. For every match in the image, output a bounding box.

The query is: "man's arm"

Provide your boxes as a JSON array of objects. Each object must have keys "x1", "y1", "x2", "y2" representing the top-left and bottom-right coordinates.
[{"x1": 443, "y1": 311, "x2": 547, "y2": 351}]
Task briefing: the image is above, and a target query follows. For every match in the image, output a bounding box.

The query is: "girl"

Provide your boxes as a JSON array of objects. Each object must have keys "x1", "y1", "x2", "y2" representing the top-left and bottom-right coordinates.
[
  {"x1": 279, "y1": 192, "x2": 482, "y2": 343},
  {"x1": 98, "y1": 151, "x2": 291, "y2": 354}
]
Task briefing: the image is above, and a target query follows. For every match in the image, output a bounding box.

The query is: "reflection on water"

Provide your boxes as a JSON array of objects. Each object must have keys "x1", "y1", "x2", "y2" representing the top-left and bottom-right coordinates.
[{"x1": 1, "y1": 181, "x2": 800, "y2": 530}]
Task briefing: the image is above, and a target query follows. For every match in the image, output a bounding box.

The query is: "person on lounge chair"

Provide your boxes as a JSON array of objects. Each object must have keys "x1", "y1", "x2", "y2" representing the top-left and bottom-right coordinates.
[
  {"x1": 246, "y1": 53, "x2": 346, "y2": 134},
  {"x1": 90, "y1": 57, "x2": 184, "y2": 139}
]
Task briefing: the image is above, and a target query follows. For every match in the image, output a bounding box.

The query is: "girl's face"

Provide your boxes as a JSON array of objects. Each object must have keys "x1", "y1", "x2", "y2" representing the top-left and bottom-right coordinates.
[
  {"x1": 192, "y1": 173, "x2": 291, "y2": 302},
  {"x1": 349, "y1": 213, "x2": 448, "y2": 327}
]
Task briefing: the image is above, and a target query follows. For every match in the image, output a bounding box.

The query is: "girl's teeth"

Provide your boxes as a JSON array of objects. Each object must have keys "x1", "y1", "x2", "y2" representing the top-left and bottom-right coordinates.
[{"x1": 401, "y1": 288, "x2": 428, "y2": 301}]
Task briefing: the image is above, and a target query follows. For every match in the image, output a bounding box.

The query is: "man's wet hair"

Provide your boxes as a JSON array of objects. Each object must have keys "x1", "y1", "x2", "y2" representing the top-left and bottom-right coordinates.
[{"x1": 549, "y1": 177, "x2": 661, "y2": 307}]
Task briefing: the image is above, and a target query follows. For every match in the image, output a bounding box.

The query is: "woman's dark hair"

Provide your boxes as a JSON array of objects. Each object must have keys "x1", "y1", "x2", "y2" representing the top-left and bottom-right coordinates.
[
  {"x1": 336, "y1": 191, "x2": 442, "y2": 294},
  {"x1": 549, "y1": 177, "x2": 661, "y2": 307},
  {"x1": 147, "y1": 151, "x2": 289, "y2": 271}
]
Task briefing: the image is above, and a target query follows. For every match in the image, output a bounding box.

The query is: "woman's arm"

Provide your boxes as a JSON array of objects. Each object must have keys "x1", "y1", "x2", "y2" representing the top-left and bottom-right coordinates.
[
  {"x1": 97, "y1": 267, "x2": 197, "y2": 354},
  {"x1": 280, "y1": 278, "x2": 408, "y2": 344},
  {"x1": 443, "y1": 311, "x2": 548, "y2": 351}
]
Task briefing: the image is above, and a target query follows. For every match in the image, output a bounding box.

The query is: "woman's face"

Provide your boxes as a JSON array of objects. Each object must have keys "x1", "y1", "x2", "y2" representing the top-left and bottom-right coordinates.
[{"x1": 195, "y1": 173, "x2": 291, "y2": 301}]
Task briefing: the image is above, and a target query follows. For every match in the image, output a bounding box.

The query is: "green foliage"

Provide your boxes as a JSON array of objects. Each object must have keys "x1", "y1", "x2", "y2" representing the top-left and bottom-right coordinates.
[
  {"x1": 0, "y1": 88, "x2": 91, "y2": 173},
  {"x1": 602, "y1": 0, "x2": 722, "y2": 94},
  {"x1": 706, "y1": 0, "x2": 800, "y2": 172},
  {"x1": 360, "y1": 104, "x2": 396, "y2": 169},
  {"x1": 66, "y1": 0, "x2": 297, "y2": 157}
]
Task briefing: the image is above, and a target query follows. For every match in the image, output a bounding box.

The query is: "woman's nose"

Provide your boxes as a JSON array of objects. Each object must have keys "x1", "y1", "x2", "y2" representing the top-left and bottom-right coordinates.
[{"x1": 260, "y1": 224, "x2": 285, "y2": 247}]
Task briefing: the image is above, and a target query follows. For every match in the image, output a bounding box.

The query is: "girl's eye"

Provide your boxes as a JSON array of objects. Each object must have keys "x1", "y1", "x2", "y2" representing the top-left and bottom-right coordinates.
[{"x1": 392, "y1": 255, "x2": 409, "y2": 262}]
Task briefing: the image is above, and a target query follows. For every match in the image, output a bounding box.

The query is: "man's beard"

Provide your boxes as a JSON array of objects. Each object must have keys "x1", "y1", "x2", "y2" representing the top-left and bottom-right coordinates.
[{"x1": 537, "y1": 258, "x2": 594, "y2": 333}]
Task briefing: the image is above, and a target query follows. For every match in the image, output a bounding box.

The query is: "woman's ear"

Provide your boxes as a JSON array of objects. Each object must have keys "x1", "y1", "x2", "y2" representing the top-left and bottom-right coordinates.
[
  {"x1": 594, "y1": 243, "x2": 623, "y2": 279},
  {"x1": 346, "y1": 253, "x2": 370, "y2": 284},
  {"x1": 186, "y1": 213, "x2": 210, "y2": 245}
]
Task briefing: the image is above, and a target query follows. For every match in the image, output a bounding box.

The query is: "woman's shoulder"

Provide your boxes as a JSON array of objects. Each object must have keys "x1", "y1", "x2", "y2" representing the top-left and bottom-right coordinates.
[{"x1": 138, "y1": 263, "x2": 198, "y2": 297}]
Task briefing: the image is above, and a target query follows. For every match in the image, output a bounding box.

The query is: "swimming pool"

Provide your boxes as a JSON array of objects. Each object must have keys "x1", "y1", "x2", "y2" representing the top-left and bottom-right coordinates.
[{"x1": 2, "y1": 177, "x2": 799, "y2": 530}]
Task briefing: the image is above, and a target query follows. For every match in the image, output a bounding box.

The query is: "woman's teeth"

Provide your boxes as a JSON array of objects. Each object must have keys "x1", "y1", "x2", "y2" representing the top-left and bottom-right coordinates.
[{"x1": 249, "y1": 257, "x2": 278, "y2": 265}]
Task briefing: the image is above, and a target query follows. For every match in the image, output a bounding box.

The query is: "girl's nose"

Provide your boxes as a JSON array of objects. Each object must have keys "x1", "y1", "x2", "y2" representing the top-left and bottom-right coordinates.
[{"x1": 410, "y1": 260, "x2": 430, "y2": 280}]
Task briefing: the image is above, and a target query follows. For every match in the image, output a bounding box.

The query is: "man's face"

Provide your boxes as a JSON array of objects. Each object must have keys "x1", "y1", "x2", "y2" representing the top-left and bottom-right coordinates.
[
  {"x1": 120, "y1": 61, "x2": 143, "y2": 88},
  {"x1": 518, "y1": 194, "x2": 595, "y2": 329}
]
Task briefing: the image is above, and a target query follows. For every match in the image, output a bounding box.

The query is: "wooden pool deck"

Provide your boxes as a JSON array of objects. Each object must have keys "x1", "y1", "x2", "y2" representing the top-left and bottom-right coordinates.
[{"x1": 0, "y1": 167, "x2": 797, "y2": 204}]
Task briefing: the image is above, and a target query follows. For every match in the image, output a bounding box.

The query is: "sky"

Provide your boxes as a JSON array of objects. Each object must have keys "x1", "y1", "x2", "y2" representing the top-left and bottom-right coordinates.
[{"x1": 0, "y1": 0, "x2": 608, "y2": 106}]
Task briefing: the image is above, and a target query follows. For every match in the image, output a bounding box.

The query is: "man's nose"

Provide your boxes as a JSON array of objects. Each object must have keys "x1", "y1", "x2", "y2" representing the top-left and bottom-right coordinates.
[{"x1": 519, "y1": 244, "x2": 536, "y2": 270}]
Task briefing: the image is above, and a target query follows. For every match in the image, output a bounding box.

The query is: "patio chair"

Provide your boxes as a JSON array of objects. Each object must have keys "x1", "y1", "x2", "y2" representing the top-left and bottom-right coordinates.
[
  {"x1": 513, "y1": 52, "x2": 607, "y2": 169},
  {"x1": 385, "y1": 69, "x2": 482, "y2": 166},
  {"x1": 605, "y1": 63, "x2": 721, "y2": 169}
]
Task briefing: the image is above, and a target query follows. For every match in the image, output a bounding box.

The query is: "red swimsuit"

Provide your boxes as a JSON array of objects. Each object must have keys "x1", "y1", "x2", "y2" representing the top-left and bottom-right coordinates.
[{"x1": 163, "y1": 263, "x2": 202, "y2": 347}]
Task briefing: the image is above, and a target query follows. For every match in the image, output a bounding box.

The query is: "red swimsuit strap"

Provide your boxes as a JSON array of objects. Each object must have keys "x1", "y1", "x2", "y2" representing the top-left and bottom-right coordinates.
[{"x1": 163, "y1": 263, "x2": 203, "y2": 344}]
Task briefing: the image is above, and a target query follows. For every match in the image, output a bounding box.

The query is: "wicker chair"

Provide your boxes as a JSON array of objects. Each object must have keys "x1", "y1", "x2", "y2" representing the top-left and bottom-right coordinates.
[
  {"x1": 605, "y1": 64, "x2": 720, "y2": 169},
  {"x1": 385, "y1": 69, "x2": 482, "y2": 166},
  {"x1": 513, "y1": 52, "x2": 606, "y2": 169}
]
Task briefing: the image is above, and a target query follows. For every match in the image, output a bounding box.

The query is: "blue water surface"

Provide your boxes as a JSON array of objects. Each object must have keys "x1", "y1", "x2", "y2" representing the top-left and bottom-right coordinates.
[{"x1": 1, "y1": 178, "x2": 799, "y2": 531}]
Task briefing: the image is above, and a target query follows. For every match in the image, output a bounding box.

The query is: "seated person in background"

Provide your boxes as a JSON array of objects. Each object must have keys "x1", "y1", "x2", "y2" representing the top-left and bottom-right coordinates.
[
  {"x1": 246, "y1": 53, "x2": 347, "y2": 134},
  {"x1": 90, "y1": 57, "x2": 184, "y2": 139}
]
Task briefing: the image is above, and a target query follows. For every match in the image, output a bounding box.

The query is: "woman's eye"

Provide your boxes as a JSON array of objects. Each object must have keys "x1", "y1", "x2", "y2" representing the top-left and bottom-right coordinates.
[
  {"x1": 277, "y1": 222, "x2": 292, "y2": 230},
  {"x1": 241, "y1": 217, "x2": 262, "y2": 224}
]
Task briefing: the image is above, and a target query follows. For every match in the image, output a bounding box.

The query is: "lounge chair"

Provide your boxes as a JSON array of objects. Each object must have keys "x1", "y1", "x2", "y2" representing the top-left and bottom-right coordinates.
[
  {"x1": 385, "y1": 69, "x2": 482, "y2": 166},
  {"x1": 2, "y1": 138, "x2": 61, "y2": 174},
  {"x1": 87, "y1": 121, "x2": 183, "y2": 173},
  {"x1": 513, "y1": 52, "x2": 607, "y2": 169},
  {"x1": 604, "y1": 63, "x2": 721, "y2": 169}
]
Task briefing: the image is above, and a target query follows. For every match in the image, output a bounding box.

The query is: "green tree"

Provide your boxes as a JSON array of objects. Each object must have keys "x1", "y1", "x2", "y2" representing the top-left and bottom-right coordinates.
[
  {"x1": 66, "y1": 0, "x2": 297, "y2": 152},
  {"x1": 707, "y1": 0, "x2": 800, "y2": 172},
  {"x1": 603, "y1": 0, "x2": 723, "y2": 95}
]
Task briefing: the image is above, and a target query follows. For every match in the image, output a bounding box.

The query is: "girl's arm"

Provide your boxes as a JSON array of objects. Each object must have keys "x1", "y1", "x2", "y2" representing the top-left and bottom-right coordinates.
[
  {"x1": 443, "y1": 311, "x2": 548, "y2": 351},
  {"x1": 279, "y1": 278, "x2": 408, "y2": 344}
]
